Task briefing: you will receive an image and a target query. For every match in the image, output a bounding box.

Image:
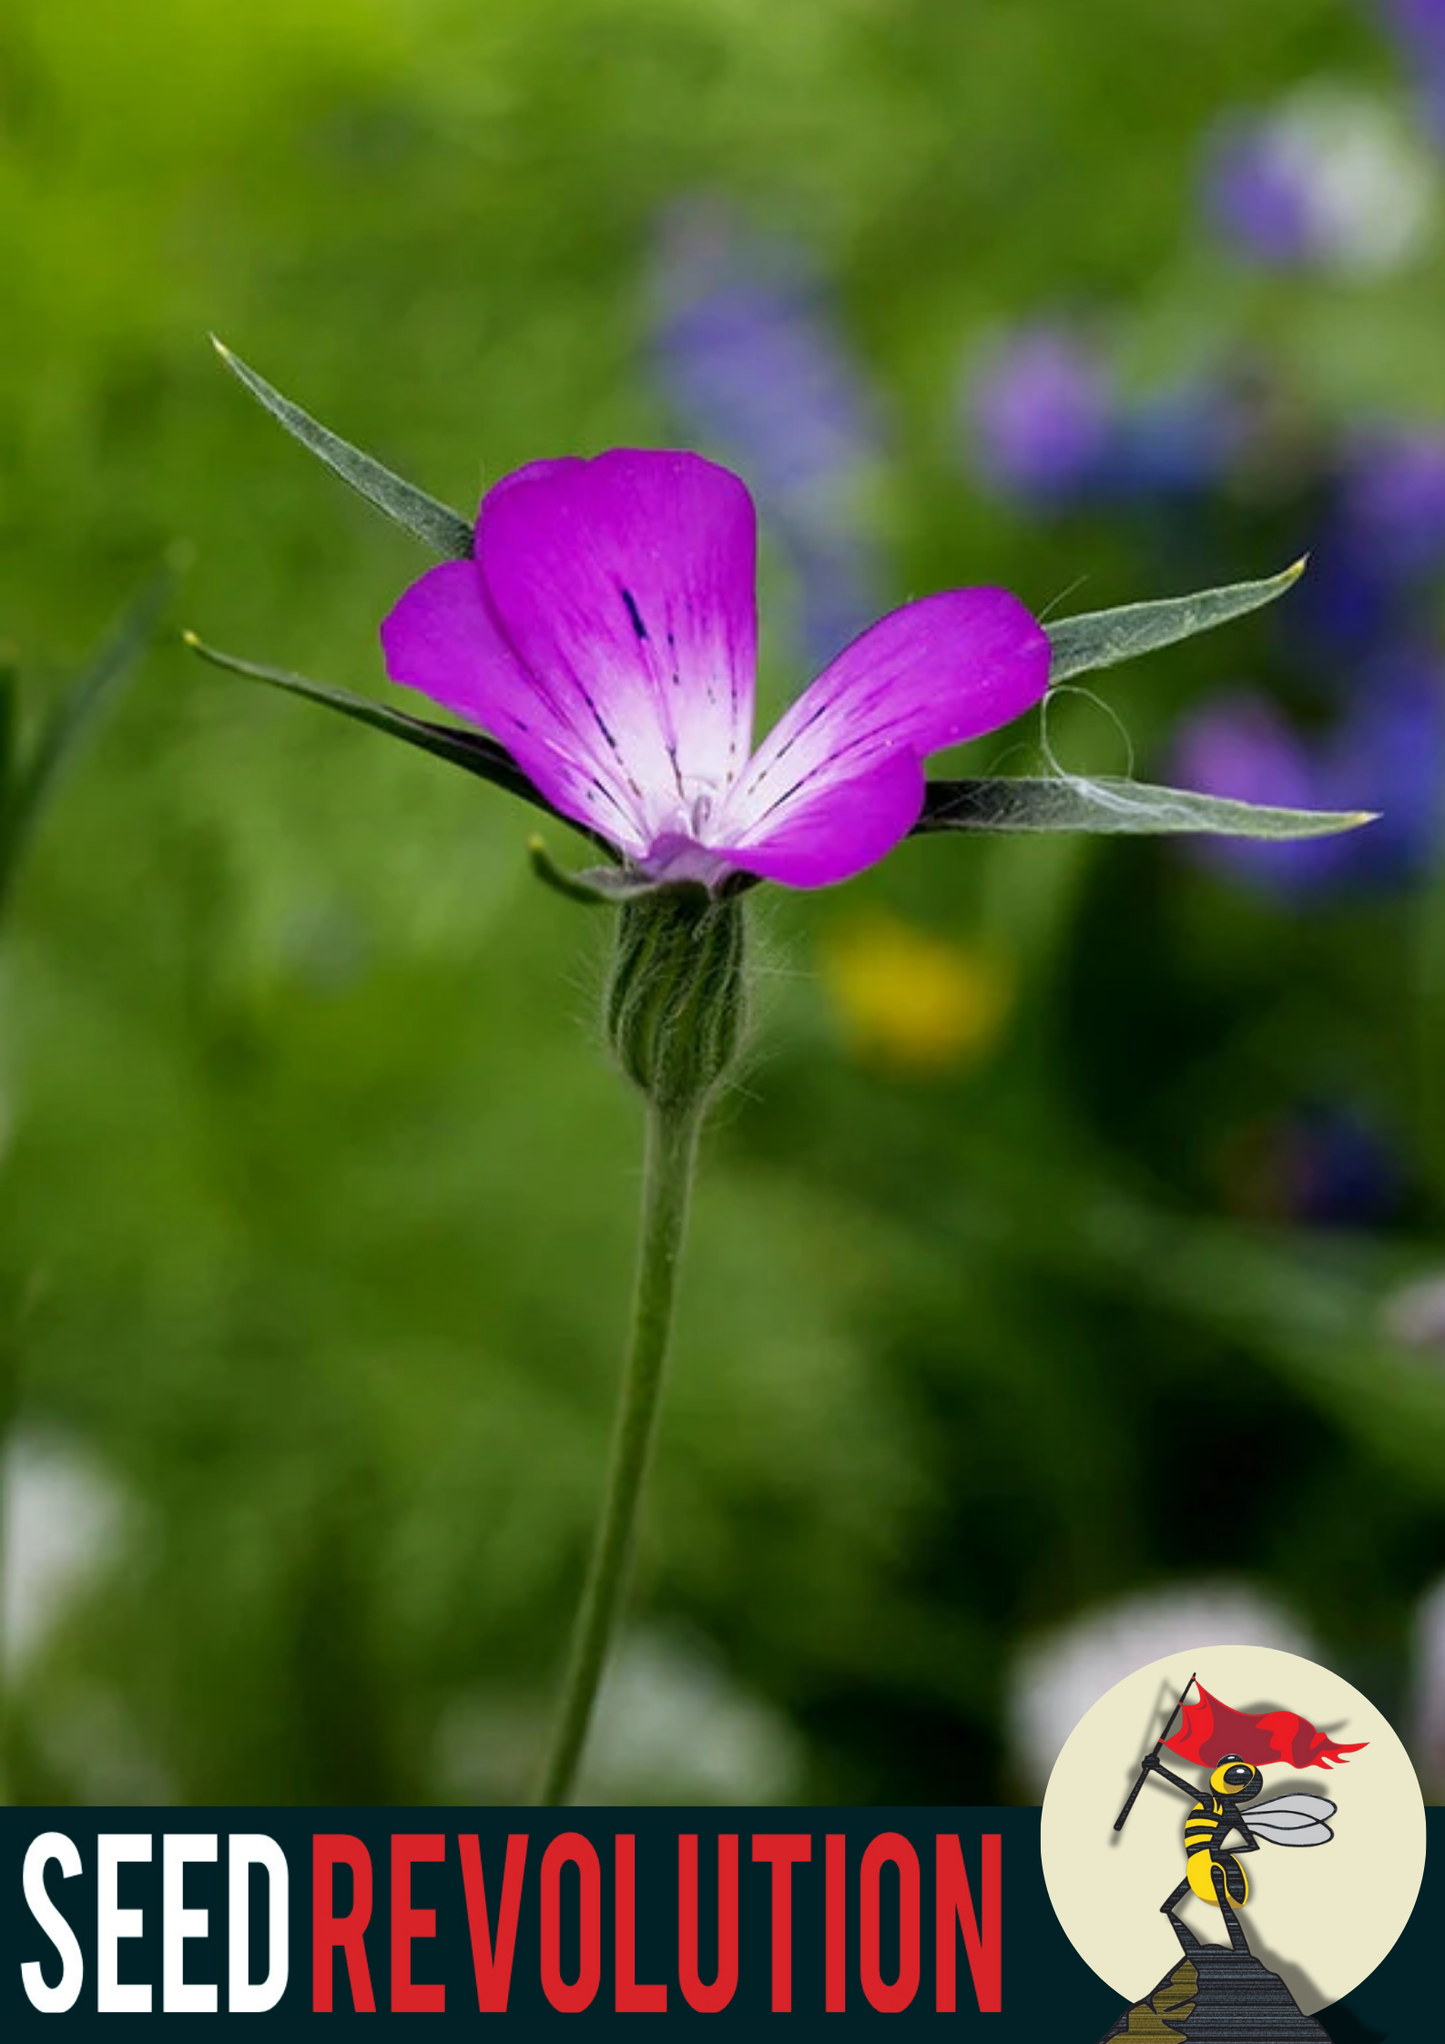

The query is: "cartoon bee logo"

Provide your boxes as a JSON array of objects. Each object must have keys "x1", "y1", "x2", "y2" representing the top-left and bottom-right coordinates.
[{"x1": 1115, "y1": 1672, "x2": 1366, "y2": 1959}]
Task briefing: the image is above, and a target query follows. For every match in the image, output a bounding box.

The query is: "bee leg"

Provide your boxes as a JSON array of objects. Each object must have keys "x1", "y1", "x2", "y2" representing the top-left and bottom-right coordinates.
[
  {"x1": 1210, "y1": 1864, "x2": 1250, "y2": 1955},
  {"x1": 1165, "y1": 1912, "x2": 1201, "y2": 1955},
  {"x1": 1159, "y1": 1878, "x2": 1199, "y2": 1953}
]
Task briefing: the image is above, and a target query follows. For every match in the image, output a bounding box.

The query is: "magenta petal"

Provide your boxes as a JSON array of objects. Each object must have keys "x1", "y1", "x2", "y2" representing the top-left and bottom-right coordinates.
[
  {"x1": 716, "y1": 587, "x2": 1049, "y2": 887},
  {"x1": 474, "y1": 450, "x2": 758, "y2": 843},
  {"x1": 380, "y1": 559, "x2": 648, "y2": 852},
  {"x1": 714, "y1": 751, "x2": 927, "y2": 887}
]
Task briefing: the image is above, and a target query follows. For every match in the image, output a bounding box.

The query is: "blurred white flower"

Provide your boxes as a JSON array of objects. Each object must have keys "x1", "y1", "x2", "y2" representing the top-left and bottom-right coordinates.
[
  {"x1": 2, "y1": 1428, "x2": 127, "y2": 1681},
  {"x1": 436, "y1": 1625, "x2": 803, "y2": 1805},
  {"x1": 1205, "y1": 83, "x2": 1436, "y2": 275},
  {"x1": 1382, "y1": 1269, "x2": 1445, "y2": 1351},
  {"x1": 1008, "y1": 1582, "x2": 1317, "y2": 1794},
  {"x1": 580, "y1": 1629, "x2": 803, "y2": 1803}
]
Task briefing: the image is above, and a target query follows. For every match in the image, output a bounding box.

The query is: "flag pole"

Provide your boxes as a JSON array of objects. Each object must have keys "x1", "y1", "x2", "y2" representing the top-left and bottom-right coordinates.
[{"x1": 1113, "y1": 1671, "x2": 1197, "y2": 1833}]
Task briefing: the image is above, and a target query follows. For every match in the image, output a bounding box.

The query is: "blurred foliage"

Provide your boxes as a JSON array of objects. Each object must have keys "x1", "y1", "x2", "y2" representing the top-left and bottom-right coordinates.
[{"x1": 2, "y1": 0, "x2": 1445, "y2": 1806}]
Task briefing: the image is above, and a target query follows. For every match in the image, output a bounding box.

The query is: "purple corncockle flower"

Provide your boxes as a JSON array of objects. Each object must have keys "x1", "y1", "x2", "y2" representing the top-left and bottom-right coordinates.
[
  {"x1": 380, "y1": 449, "x2": 1049, "y2": 891},
  {"x1": 967, "y1": 325, "x2": 1113, "y2": 502}
]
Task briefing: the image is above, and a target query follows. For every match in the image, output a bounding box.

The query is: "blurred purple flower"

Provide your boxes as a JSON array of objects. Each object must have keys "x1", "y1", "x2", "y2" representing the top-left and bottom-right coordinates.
[
  {"x1": 966, "y1": 325, "x2": 1250, "y2": 511},
  {"x1": 1094, "y1": 382, "x2": 1249, "y2": 502},
  {"x1": 1288, "y1": 432, "x2": 1445, "y2": 670},
  {"x1": 1279, "y1": 1104, "x2": 1405, "y2": 1227},
  {"x1": 648, "y1": 200, "x2": 887, "y2": 667},
  {"x1": 1339, "y1": 428, "x2": 1445, "y2": 577},
  {"x1": 1376, "y1": 0, "x2": 1445, "y2": 141},
  {"x1": 1382, "y1": 0, "x2": 1445, "y2": 56},
  {"x1": 966, "y1": 325, "x2": 1113, "y2": 503},
  {"x1": 1289, "y1": 535, "x2": 1401, "y2": 668},
  {"x1": 1170, "y1": 651, "x2": 1445, "y2": 894},
  {"x1": 1346, "y1": 648, "x2": 1445, "y2": 878},
  {"x1": 1172, "y1": 691, "x2": 1317, "y2": 813},
  {"x1": 1203, "y1": 119, "x2": 1320, "y2": 266},
  {"x1": 1169, "y1": 690, "x2": 1341, "y2": 891}
]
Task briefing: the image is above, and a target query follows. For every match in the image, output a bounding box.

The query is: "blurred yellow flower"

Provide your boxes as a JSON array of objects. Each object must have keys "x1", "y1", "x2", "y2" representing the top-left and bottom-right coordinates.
[{"x1": 818, "y1": 911, "x2": 1014, "y2": 1076}]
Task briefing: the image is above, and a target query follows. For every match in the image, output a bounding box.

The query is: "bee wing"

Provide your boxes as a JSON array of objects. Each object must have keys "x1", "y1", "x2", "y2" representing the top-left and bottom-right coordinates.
[
  {"x1": 1245, "y1": 1794, "x2": 1336, "y2": 1847},
  {"x1": 1249, "y1": 1793, "x2": 1336, "y2": 1822}
]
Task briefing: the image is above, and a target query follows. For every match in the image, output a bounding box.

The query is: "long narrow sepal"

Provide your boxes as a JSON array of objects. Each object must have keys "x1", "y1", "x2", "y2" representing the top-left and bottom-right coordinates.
[
  {"x1": 0, "y1": 565, "x2": 176, "y2": 908},
  {"x1": 182, "y1": 631, "x2": 561, "y2": 810},
  {"x1": 914, "y1": 774, "x2": 1375, "y2": 840},
  {"x1": 212, "y1": 339, "x2": 475, "y2": 561},
  {"x1": 1046, "y1": 560, "x2": 1306, "y2": 683}
]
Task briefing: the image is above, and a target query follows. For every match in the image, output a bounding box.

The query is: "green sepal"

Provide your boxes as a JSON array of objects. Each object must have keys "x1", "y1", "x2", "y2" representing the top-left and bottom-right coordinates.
[
  {"x1": 184, "y1": 630, "x2": 552, "y2": 804},
  {"x1": 914, "y1": 774, "x2": 1375, "y2": 840},
  {"x1": 529, "y1": 837, "x2": 663, "y2": 903},
  {"x1": 1046, "y1": 560, "x2": 1306, "y2": 683},
  {"x1": 212, "y1": 339, "x2": 474, "y2": 561},
  {"x1": 605, "y1": 890, "x2": 748, "y2": 1110},
  {"x1": 0, "y1": 565, "x2": 175, "y2": 910}
]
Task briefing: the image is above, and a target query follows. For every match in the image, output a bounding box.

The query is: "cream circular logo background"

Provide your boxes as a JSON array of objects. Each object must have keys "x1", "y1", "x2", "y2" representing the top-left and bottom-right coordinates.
[{"x1": 1040, "y1": 1644, "x2": 1426, "y2": 2015}]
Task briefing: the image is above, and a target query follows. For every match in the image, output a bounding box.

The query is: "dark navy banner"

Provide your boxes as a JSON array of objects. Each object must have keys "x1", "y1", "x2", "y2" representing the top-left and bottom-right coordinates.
[{"x1": 0, "y1": 1809, "x2": 1434, "y2": 2030}]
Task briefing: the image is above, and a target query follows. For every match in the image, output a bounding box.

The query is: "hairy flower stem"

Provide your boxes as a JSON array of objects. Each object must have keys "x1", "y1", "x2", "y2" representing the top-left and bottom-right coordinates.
[
  {"x1": 534, "y1": 890, "x2": 746, "y2": 1805},
  {"x1": 534, "y1": 1095, "x2": 703, "y2": 1806}
]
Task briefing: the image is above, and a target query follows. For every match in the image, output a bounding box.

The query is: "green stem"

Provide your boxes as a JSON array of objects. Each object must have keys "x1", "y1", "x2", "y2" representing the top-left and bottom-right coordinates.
[
  {"x1": 0, "y1": 1317, "x2": 16, "y2": 1808},
  {"x1": 534, "y1": 1096, "x2": 703, "y2": 1806}
]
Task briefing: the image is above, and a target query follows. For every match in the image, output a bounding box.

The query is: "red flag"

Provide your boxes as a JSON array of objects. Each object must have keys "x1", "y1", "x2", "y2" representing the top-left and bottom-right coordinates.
[{"x1": 1163, "y1": 1682, "x2": 1368, "y2": 1771}]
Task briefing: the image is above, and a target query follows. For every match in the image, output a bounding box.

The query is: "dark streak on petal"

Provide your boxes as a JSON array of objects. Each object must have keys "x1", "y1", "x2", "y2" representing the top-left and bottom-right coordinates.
[
  {"x1": 748, "y1": 772, "x2": 814, "y2": 825},
  {"x1": 748, "y1": 694, "x2": 834, "y2": 783},
  {"x1": 577, "y1": 680, "x2": 644, "y2": 800},
  {"x1": 620, "y1": 586, "x2": 649, "y2": 641}
]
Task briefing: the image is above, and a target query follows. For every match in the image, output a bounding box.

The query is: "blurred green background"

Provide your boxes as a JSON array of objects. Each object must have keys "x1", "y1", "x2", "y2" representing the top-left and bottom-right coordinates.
[{"x1": 4, "y1": 0, "x2": 1445, "y2": 1808}]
